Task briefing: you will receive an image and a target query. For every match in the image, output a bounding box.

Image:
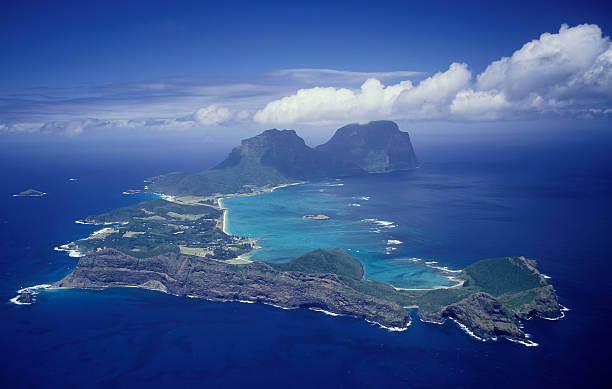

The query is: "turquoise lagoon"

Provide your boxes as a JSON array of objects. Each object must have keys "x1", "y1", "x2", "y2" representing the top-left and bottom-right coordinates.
[{"x1": 221, "y1": 181, "x2": 457, "y2": 289}]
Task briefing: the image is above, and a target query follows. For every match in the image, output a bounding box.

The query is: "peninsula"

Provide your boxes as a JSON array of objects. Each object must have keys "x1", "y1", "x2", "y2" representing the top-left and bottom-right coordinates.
[{"x1": 42, "y1": 120, "x2": 563, "y2": 345}]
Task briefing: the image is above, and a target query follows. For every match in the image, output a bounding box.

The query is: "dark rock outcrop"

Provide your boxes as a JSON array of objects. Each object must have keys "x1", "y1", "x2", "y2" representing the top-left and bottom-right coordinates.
[
  {"x1": 509, "y1": 285, "x2": 563, "y2": 320},
  {"x1": 54, "y1": 249, "x2": 411, "y2": 329},
  {"x1": 416, "y1": 256, "x2": 563, "y2": 342},
  {"x1": 443, "y1": 292, "x2": 523, "y2": 339},
  {"x1": 16, "y1": 292, "x2": 34, "y2": 304}
]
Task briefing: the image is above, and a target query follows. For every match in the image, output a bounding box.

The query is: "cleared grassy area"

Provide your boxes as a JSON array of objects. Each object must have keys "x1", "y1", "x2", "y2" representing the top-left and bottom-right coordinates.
[
  {"x1": 166, "y1": 212, "x2": 207, "y2": 221},
  {"x1": 86, "y1": 198, "x2": 221, "y2": 224},
  {"x1": 137, "y1": 215, "x2": 166, "y2": 221},
  {"x1": 220, "y1": 257, "x2": 252, "y2": 265},
  {"x1": 179, "y1": 246, "x2": 213, "y2": 257},
  {"x1": 122, "y1": 231, "x2": 145, "y2": 238}
]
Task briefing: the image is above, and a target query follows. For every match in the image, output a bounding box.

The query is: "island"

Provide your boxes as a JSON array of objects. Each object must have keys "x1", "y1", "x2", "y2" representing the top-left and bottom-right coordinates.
[
  {"x1": 303, "y1": 214, "x2": 330, "y2": 220},
  {"x1": 16, "y1": 291, "x2": 34, "y2": 304},
  {"x1": 122, "y1": 189, "x2": 144, "y2": 195},
  {"x1": 12, "y1": 189, "x2": 46, "y2": 197},
  {"x1": 148, "y1": 120, "x2": 419, "y2": 197},
  {"x1": 37, "y1": 120, "x2": 563, "y2": 345},
  {"x1": 52, "y1": 248, "x2": 562, "y2": 342}
]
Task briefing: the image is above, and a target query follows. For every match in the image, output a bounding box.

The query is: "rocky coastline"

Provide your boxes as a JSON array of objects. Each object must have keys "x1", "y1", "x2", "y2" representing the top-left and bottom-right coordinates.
[{"x1": 53, "y1": 249, "x2": 412, "y2": 330}]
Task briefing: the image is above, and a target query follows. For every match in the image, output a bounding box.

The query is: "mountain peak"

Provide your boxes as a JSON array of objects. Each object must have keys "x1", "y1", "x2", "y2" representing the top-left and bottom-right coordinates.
[
  {"x1": 150, "y1": 120, "x2": 418, "y2": 196},
  {"x1": 335, "y1": 120, "x2": 400, "y2": 136},
  {"x1": 316, "y1": 120, "x2": 418, "y2": 173}
]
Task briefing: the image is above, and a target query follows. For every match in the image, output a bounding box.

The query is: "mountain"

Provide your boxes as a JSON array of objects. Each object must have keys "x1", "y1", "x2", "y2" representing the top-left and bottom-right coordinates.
[
  {"x1": 316, "y1": 120, "x2": 418, "y2": 173},
  {"x1": 213, "y1": 129, "x2": 360, "y2": 180},
  {"x1": 149, "y1": 121, "x2": 418, "y2": 196}
]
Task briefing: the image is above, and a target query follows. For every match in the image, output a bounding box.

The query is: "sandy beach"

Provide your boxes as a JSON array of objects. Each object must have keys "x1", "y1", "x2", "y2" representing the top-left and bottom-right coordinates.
[{"x1": 393, "y1": 278, "x2": 465, "y2": 292}]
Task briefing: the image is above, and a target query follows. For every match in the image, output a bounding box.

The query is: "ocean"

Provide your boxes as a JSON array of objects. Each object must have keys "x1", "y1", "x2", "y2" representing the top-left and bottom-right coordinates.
[{"x1": 1, "y1": 131, "x2": 610, "y2": 388}]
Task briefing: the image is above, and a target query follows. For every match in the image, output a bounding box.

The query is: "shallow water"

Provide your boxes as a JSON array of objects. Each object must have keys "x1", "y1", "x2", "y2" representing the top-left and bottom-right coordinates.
[{"x1": 222, "y1": 180, "x2": 457, "y2": 289}]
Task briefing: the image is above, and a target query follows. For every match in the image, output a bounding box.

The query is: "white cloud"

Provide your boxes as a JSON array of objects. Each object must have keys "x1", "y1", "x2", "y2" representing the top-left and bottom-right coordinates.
[
  {"x1": 236, "y1": 110, "x2": 251, "y2": 121},
  {"x1": 3, "y1": 24, "x2": 611, "y2": 136},
  {"x1": 254, "y1": 63, "x2": 470, "y2": 124},
  {"x1": 255, "y1": 24, "x2": 612, "y2": 125},
  {"x1": 477, "y1": 24, "x2": 610, "y2": 100},
  {"x1": 193, "y1": 104, "x2": 232, "y2": 126},
  {"x1": 253, "y1": 78, "x2": 413, "y2": 125},
  {"x1": 393, "y1": 62, "x2": 471, "y2": 119},
  {"x1": 450, "y1": 89, "x2": 510, "y2": 119},
  {"x1": 2, "y1": 122, "x2": 46, "y2": 133},
  {"x1": 268, "y1": 68, "x2": 424, "y2": 85}
]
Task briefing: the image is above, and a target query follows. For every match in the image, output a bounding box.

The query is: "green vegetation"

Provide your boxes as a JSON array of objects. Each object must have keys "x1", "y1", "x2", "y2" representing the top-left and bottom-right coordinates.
[
  {"x1": 497, "y1": 290, "x2": 539, "y2": 311},
  {"x1": 270, "y1": 249, "x2": 556, "y2": 323},
  {"x1": 151, "y1": 122, "x2": 419, "y2": 197},
  {"x1": 150, "y1": 163, "x2": 290, "y2": 197},
  {"x1": 463, "y1": 257, "x2": 544, "y2": 296},
  {"x1": 270, "y1": 248, "x2": 422, "y2": 306},
  {"x1": 339, "y1": 277, "x2": 421, "y2": 306},
  {"x1": 270, "y1": 248, "x2": 364, "y2": 280},
  {"x1": 415, "y1": 287, "x2": 475, "y2": 315},
  {"x1": 86, "y1": 198, "x2": 220, "y2": 223},
  {"x1": 315, "y1": 121, "x2": 418, "y2": 172},
  {"x1": 76, "y1": 198, "x2": 252, "y2": 259},
  {"x1": 55, "y1": 123, "x2": 561, "y2": 340}
]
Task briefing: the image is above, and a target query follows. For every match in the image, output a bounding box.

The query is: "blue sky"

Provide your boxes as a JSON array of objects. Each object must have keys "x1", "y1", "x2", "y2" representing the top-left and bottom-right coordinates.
[{"x1": 1, "y1": 0, "x2": 611, "y2": 139}]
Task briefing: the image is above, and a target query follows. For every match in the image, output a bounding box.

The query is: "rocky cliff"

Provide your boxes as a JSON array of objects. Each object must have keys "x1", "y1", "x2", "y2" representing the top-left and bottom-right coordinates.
[
  {"x1": 54, "y1": 248, "x2": 411, "y2": 329},
  {"x1": 416, "y1": 256, "x2": 563, "y2": 342}
]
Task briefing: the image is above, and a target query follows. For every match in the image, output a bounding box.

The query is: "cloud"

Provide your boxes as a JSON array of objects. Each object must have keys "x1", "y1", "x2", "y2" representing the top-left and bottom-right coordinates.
[
  {"x1": 268, "y1": 68, "x2": 424, "y2": 86},
  {"x1": 193, "y1": 104, "x2": 232, "y2": 126},
  {"x1": 253, "y1": 79, "x2": 407, "y2": 125},
  {"x1": 254, "y1": 63, "x2": 470, "y2": 124},
  {"x1": 0, "y1": 117, "x2": 198, "y2": 136},
  {"x1": 0, "y1": 122, "x2": 45, "y2": 134},
  {"x1": 252, "y1": 78, "x2": 413, "y2": 125},
  {"x1": 2, "y1": 24, "x2": 611, "y2": 135},
  {"x1": 255, "y1": 24, "x2": 612, "y2": 125},
  {"x1": 450, "y1": 89, "x2": 510, "y2": 120},
  {"x1": 477, "y1": 24, "x2": 611, "y2": 100},
  {"x1": 393, "y1": 62, "x2": 471, "y2": 119}
]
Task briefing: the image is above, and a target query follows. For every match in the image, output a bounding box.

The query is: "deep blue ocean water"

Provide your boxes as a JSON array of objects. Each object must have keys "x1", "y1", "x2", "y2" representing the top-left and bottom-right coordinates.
[{"x1": 1, "y1": 132, "x2": 611, "y2": 388}]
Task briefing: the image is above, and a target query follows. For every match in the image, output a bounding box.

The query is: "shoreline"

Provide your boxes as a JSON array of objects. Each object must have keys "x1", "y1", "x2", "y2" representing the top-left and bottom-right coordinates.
[
  {"x1": 214, "y1": 182, "x2": 305, "y2": 263},
  {"x1": 18, "y1": 281, "x2": 412, "y2": 332},
  {"x1": 34, "y1": 181, "x2": 562, "y2": 345},
  {"x1": 214, "y1": 181, "x2": 462, "y2": 292},
  {"x1": 393, "y1": 278, "x2": 466, "y2": 292},
  {"x1": 216, "y1": 181, "x2": 306, "y2": 235},
  {"x1": 9, "y1": 280, "x2": 545, "y2": 346},
  {"x1": 12, "y1": 192, "x2": 47, "y2": 197},
  {"x1": 71, "y1": 181, "x2": 459, "y2": 292}
]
